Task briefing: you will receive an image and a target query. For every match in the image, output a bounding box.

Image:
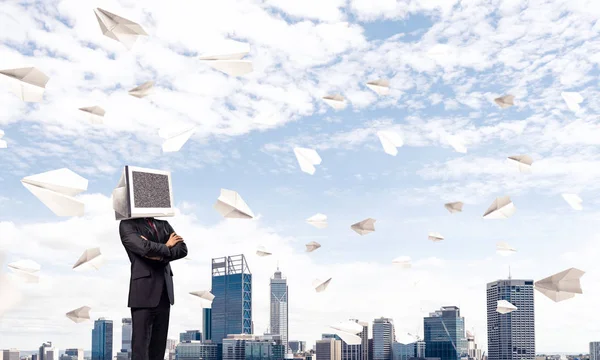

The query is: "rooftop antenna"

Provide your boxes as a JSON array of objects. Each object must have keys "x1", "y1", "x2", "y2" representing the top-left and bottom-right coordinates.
[
  {"x1": 277, "y1": 260, "x2": 279, "y2": 271},
  {"x1": 508, "y1": 266, "x2": 512, "y2": 280}
]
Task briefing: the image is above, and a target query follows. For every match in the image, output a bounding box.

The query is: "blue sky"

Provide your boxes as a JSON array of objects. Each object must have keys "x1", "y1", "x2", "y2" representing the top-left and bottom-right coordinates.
[{"x1": 1, "y1": 0, "x2": 600, "y2": 354}]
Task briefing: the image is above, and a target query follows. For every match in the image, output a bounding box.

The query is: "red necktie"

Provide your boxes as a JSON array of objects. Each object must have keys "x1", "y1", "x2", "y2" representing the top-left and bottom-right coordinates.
[{"x1": 147, "y1": 219, "x2": 159, "y2": 239}]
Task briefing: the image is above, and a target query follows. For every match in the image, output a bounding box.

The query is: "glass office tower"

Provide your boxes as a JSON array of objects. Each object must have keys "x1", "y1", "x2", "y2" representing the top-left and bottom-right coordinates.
[
  {"x1": 486, "y1": 279, "x2": 535, "y2": 360},
  {"x1": 373, "y1": 318, "x2": 395, "y2": 360},
  {"x1": 270, "y1": 267, "x2": 289, "y2": 352},
  {"x1": 423, "y1": 307, "x2": 467, "y2": 360},
  {"x1": 211, "y1": 255, "x2": 253, "y2": 344},
  {"x1": 204, "y1": 308, "x2": 213, "y2": 341},
  {"x1": 92, "y1": 318, "x2": 113, "y2": 360}
]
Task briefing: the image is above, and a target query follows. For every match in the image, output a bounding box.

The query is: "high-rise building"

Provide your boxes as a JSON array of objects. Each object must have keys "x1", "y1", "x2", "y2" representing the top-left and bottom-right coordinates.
[
  {"x1": 392, "y1": 342, "x2": 425, "y2": 360},
  {"x1": 466, "y1": 331, "x2": 482, "y2": 360},
  {"x1": 223, "y1": 334, "x2": 256, "y2": 360},
  {"x1": 591, "y1": 342, "x2": 600, "y2": 360},
  {"x1": 369, "y1": 339, "x2": 374, "y2": 360},
  {"x1": 121, "y1": 318, "x2": 132, "y2": 353},
  {"x1": 316, "y1": 338, "x2": 342, "y2": 360},
  {"x1": 270, "y1": 267, "x2": 289, "y2": 352},
  {"x1": 180, "y1": 330, "x2": 202, "y2": 342},
  {"x1": 176, "y1": 341, "x2": 219, "y2": 360},
  {"x1": 245, "y1": 334, "x2": 286, "y2": 360},
  {"x1": 486, "y1": 279, "x2": 535, "y2": 360},
  {"x1": 373, "y1": 318, "x2": 395, "y2": 360},
  {"x1": 322, "y1": 320, "x2": 368, "y2": 360},
  {"x1": 92, "y1": 317, "x2": 114, "y2": 360},
  {"x1": 423, "y1": 307, "x2": 467, "y2": 360},
  {"x1": 211, "y1": 255, "x2": 253, "y2": 344},
  {"x1": 3, "y1": 349, "x2": 20, "y2": 360},
  {"x1": 64, "y1": 349, "x2": 84, "y2": 360},
  {"x1": 288, "y1": 342, "x2": 306, "y2": 354},
  {"x1": 45, "y1": 347, "x2": 59, "y2": 360},
  {"x1": 204, "y1": 308, "x2": 213, "y2": 341},
  {"x1": 38, "y1": 342, "x2": 52, "y2": 360}
]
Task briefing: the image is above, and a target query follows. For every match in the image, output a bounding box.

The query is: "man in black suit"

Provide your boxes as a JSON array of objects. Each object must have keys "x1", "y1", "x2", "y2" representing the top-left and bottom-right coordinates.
[{"x1": 119, "y1": 217, "x2": 188, "y2": 360}]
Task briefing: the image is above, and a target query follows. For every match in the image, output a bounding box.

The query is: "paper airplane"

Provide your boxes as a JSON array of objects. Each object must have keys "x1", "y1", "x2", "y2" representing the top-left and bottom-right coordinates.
[
  {"x1": 494, "y1": 95, "x2": 515, "y2": 109},
  {"x1": 366, "y1": 79, "x2": 390, "y2": 96},
  {"x1": 496, "y1": 242, "x2": 517, "y2": 256},
  {"x1": 158, "y1": 124, "x2": 196, "y2": 153},
  {"x1": 0, "y1": 67, "x2": 49, "y2": 102},
  {"x1": 330, "y1": 321, "x2": 364, "y2": 345},
  {"x1": 322, "y1": 95, "x2": 346, "y2": 110},
  {"x1": 66, "y1": 306, "x2": 91, "y2": 323},
  {"x1": 128, "y1": 81, "x2": 154, "y2": 98},
  {"x1": 214, "y1": 189, "x2": 254, "y2": 219},
  {"x1": 428, "y1": 232, "x2": 444, "y2": 242},
  {"x1": 392, "y1": 256, "x2": 411, "y2": 269},
  {"x1": 72, "y1": 248, "x2": 104, "y2": 271},
  {"x1": 199, "y1": 41, "x2": 253, "y2": 77},
  {"x1": 293, "y1": 147, "x2": 322, "y2": 175},
  {"x1": 21, "y1": 168, "x2": 88, "y2": 217},
  {"x1": 305, "y1": 241, "x2": 321, "y2": 253},
  {"x1": 79, "y1": 106, "x2": 105, "y2": 124},
  {"x1": 0, "y1": 129, "x2": 6, "y2": 149},
  {"x1": 446, "y1": 134, "x2": 467, "y2": 153},
  {"x1": 507, "y1": 155, "x2": 533, "y2": 173},
  {"x1": 313, "y1": 278, "x2": 332, "y2": 293},
  {"x1": 496, "y1": 300, "x2": 517, "y2": 314},
  {"x1": 256, "y1": 246, "x2": 272, "y2": 257},
  {"x1": 483, "y1": 196, "x2": 516, "y2": 219},
  {"x1": 535, "y1": 268, "x2": 585, "y2": 302},
  {"x1": 7, "y1": 259, "x2": 40, "y2": 283},
  {"x1": 376, "y1": 130, "x2": 403, "y2": 156},
  {"x1": 351, "y1": 218, "x2": 376, "y2": 236},
  {"x1": 189, "y1": 290, "x2": 215, "y2": 302},
  {"x1": 561, "y1": 193, "x2": 582, "y2": 210},
  {"x1": 444, "y1": 202, "x2": 463, "y2": 214},
  {"x1": 93, "y1": 8, "x2": 148, "y2": 50},
  {"x1": 561, "y1": 92, "x2": 583, "y2": 112},
  {"x1": 306, "y1": 213, "x2": 327, "y2": 229}
]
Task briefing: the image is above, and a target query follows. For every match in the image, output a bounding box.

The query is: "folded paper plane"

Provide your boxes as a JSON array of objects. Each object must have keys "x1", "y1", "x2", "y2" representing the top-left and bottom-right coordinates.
[
  {"x1": 294, "y1": 147, "x2": 322, "y2": 175},
  {"x1": 428, "y1": 232, "x2": 444, "y2": 242},
  {"x1": 561, "y1": 92, "x2": 583, "y2": 112},
  {"x1": 7, "y1": 259, "x2": 40, "y2": 283},
  {"x1": 392, "y1": 256, "x2": 411, "y2": 269},
  {"x1": 496, "y1": 242, "x2": 517, "y2": 256},
  {"x1": 496, "y1": 300, "x2": 517, "y2": 314},
  {"x1": 494, "y1": 95, "x2": 514, "y2": 109},
  {"x1": 199, "y1": 41, "x2": 253, "y2": 77},
  {"x1": 305, "y1": 241, "x2": 321, "y2": 253},
  {"x1": 351, "y1": 218, "x2": 376, "y2": 236},
  {"x1": 507, "y1": 155, "x2": 533, "y2": 173},
  {"x1": 446, "y1": 134, "x2": 467, "y2": 153},
  {"x1": 214, "y1": 189, "x2": 254, "y2": 219},
  {"x1": 313, "y1": 278, "x2": 332, "y2": 293},
  {"x1": 128, "y1": 81, "x2": 154, "y2": 98},
  {"x1": 366, "y1": 79, "x2": 390, "y2": 96},
  {"x1": 376, "y1": 130, "x2": 403, "y2": 156},
  {"x1": 256, "y1": 246, "x2": 272, "y2": 257},
  {"x1": 561, "y1": 193, "x2": 582, "y2": 210},
  {"x1": 483, "y1": 196, "x2": 516, "y2": 219},
  {"x1": 190, "y1": 290, "x2": 215, "y2": 302},
  {"x1": 0, "y1": 129, "x2": 6, "y2": 149},
  {"x1": 322, "y1": 94, "x2": 346, "y2": 110},
  {"x1": 79, "y1": 106, "x2": 105, "y2": 124},
  {"x1": 66, "y1": 306, "x2": 91, "y2": 323},
  {"x1": 93, "y1": 8, "x2": 148, "y2": 50},
  {"x1": 535, "y1": 268, "x2": 585, "y2": 302},
  {"x1": 330, "y1": 321, "x2": 364, "y2": 345},
  {"x1": 306, "y1": 213, "x2": 327, "y2": 229},
  {"x1": 444, "y1": 202, "x2": 463, "y2": 214},
  {"x1": 21, "y1": 168, "x2": 88, "y2": 217},
  {"x1": 0, "y1": 67, "x2": 49, "y2": 102},
  {"x1": 158, "y1": 124, "x2": 196, "y2": 153},
  {"x1": 72, "y1": 248, "x2": 104, "y2": 271}
]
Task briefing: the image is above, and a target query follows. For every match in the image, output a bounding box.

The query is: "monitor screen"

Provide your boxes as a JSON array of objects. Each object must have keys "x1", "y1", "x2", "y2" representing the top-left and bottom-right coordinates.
[{"x1": 131, "y1": 171, "x2": 172, "y2": 208}]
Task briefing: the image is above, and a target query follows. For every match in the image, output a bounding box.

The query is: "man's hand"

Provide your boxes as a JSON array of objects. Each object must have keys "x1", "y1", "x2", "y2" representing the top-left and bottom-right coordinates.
[{"x1": 166, "y1": 233, "x2": 184, "y2": 248}]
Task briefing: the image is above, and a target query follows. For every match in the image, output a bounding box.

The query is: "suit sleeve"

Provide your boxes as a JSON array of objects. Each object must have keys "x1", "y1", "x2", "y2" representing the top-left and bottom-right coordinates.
[
  {"x1": 119, "y1": 221, "x2": 172, "y2": 258},
  {"x1": 163, "y1": 222, "x2": 188, "y2": 262}
]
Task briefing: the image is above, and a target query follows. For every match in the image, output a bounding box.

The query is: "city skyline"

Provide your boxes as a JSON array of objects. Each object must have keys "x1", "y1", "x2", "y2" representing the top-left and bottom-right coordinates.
[{"x1": 2, "y1": 0, "x2": 600, "y2": 354}]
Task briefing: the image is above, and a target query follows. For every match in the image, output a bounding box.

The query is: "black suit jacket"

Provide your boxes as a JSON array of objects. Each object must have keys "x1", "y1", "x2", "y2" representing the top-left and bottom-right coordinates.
[{"x1": 119, "y1": 218, "x2": 188, "y2": 308}]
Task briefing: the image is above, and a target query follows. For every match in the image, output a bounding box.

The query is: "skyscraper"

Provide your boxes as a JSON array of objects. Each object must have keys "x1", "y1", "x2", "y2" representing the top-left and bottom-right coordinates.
[
  {"x1": 211, "y1": 255, "x2": 253, "y2": 344},
  {"x1": 270, "y1": 267, "x2": 289, "y2": 352},
  {"x1": 466, "y1": 331, "x2": 482, "y2": 360},
  {"x1": 121, "y1": 318, "x2": 132, "y2": 353},
  {"x1": 180, "y1": 330, "x2": 202, "y2": 342},
  {"x1": 373, "y1": 317, "x2": 395, "y2": 360},
  {"x1": 316, "y1": 338, "x2": 342, "y2": 360},
  {"x1": 92, "y1": 318, "x2": 114, "y2": 360},
  {"x1": 486, "y1": 279, "x2": 535, "y2": 360},
  {"x1": 423, "y1": 306, "x2": 467, "y2": 360},
  {"x1": 204, "y1": 308, "x2": 213, "y2": 341},
  {"x1": 323, "y1": 320, "x2": 368, "y2": 360},
  {"x1": 38, "y1": 341, "x2": 52, "y2": 360},
  {"x1": 3, "y1": 349, "x2": 20, "y2": 360},
  {"x1": 590, "y1": 342, "x2": 600, "y2": 360}
]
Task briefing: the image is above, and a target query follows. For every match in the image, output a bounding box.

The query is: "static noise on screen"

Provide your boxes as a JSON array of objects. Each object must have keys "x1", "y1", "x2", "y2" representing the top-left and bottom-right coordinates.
[{"x1": 132, "y1": 171, "x2": 171, "y2": 208}]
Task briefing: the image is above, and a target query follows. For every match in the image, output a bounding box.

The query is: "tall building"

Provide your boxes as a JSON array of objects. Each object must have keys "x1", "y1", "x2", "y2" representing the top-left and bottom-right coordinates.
[
  {"x1": 316, "y1": 338, "x2": 342, "y2": 360},
  {"x1": 223, "y1": 334, "x2": 256, "y2": 360},
  {"x1": 180, "y1": 330, "x2": 202, "y2": 342},
  {"x1": 65, "y1": 349, "x2": 84, "y2": 360},
  {"x1": 212, "y1": 255, "x2": 253, "y2": 344},
  {"x1": 288, "y1": 342, "x2": 306, "y2": 354},
  {"x1": 323, "y1": 320, "x2": 368, "y2": 360},
  {"x1": 121, "y1": 318, "x2": 132, "y2": 353},
  {"x1": 92, "y1": 317, "x2": 114, "y2": 360},
  {"x1": 204, "y1": 308, "x2": 213, "y2": 341},
  {"x1": 246, "y1": 334, "x2": 286, "y2": 360},
  {"x1": 591, "y1": 342, "x2": 600, "y2": 360},
  {"x1": 176, "y1": 341, "x2": 219, "y2": 360},
  {"x1": 466, "y1": 331, "x2": 482, "y2": 360},
  {"x1": 270, "y1": 267, "x2": 289, "y2": 352},
  {"x1": 373, "y1": 318, "x2": 395, "y2": 360},
  {"x1": 38, "y1": 341, "x2": 52, "y2": 360},
  {"x1": 3, "y1": 349, "x2": 20, "y2": 360},
  {"x1": 423, "y1": 307, "x2": 467, "y2": 360},
  {"x1": 486, "y1": 279, "x2": 535, "y2": 360},
  {"x1": 392, "y1": 342, "x2": 425, "y2": 360}
]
